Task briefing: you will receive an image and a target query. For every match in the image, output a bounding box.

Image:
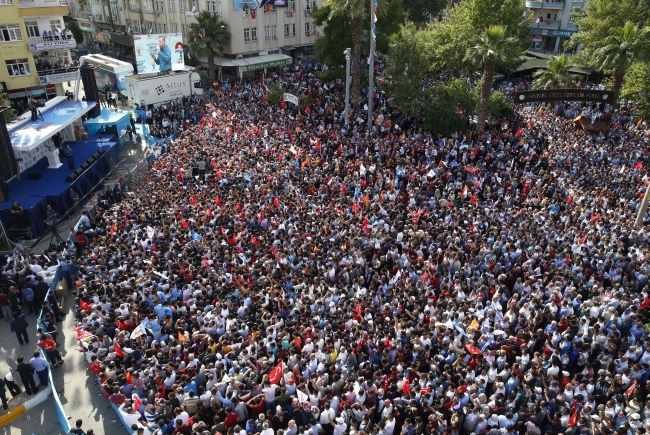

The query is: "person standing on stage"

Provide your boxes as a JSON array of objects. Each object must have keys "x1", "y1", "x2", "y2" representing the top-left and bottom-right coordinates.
[
  {"x1": 10, "y1": 200, "x2": 28, "y2": 227},
  {"x1": 69, "y1": 188, "x2": 80, "y2": 214}
]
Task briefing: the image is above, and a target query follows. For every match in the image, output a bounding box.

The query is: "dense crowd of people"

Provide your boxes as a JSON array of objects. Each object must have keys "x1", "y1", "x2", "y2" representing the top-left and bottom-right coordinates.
[{"x1": 6, "y1": 62, "x2": 648, "y2": 435}]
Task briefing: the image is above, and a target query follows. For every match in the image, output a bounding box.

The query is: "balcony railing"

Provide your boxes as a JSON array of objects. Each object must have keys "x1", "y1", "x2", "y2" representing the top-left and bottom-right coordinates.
[
  {"x1": 533, "y1": 19, "x2": 561, "y2": 29},
  {"x1": 19, "y1": 0, "x2": 69, "y2": 6},
  {"x1": 526, "y1": 0, "x2": 564, "y2": 8},
  {"x1": 29, "y1": 35, "x2": 74, "y2": 43},
  {"x1": 37, "y1": 66, "x2": 78, "y2": 77}
]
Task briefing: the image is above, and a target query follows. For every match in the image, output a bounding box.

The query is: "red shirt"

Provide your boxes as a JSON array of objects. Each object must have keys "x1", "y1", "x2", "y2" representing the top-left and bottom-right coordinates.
[
  {"x1": 89, "y1": 361, "x2": 101, "y2": 375},
  {"x1": 174, "y1": 424, "x2": 190, "y2": 435},
  {"x1": 38, "y1": 339, "x2": 57, "y2": 353},
  {"x1": 0, "y1": 294, "x2": 9, "y2": 307}
]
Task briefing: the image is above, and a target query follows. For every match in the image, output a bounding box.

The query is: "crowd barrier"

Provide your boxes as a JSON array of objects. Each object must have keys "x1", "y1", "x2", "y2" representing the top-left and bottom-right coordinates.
[{"x1": 35, "y1": 265, "x2": 73, "y2": 433}]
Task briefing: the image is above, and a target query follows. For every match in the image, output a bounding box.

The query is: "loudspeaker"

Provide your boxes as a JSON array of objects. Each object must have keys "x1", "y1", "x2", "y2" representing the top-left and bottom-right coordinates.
[
  {"x1": 0, "y1": 107, "x2": 18, "y2": 180},
  {"x1": 80, "y1": 65, "x2": 100, "y2": 118},
  {"x1": 65, "y1": 167, "x2": 83, "y2": 182},
  {"x1": 87, "y1": 156, "x2": 96, "y2": 165},
  {"x1": 27, "y1": 173, "x2": 42, "y2": 180},
  {"x1": 80, "y1": 161, "x2": 90, "y2": 171}
]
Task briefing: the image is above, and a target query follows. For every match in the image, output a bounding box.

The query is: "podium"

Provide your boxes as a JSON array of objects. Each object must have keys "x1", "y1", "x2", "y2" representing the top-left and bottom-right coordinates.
[{"x1": 46, "y1": 148, "x2": 63, "y2": 169}]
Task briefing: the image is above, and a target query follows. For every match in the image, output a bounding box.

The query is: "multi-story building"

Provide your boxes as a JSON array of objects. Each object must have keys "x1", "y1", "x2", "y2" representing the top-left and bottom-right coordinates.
[
  {"x1": 66, "y1": 0, "x2": 320, "y2": 77},
  {"x1": 526, "y1": 0, "x2": 583, "y2": 53},
  {"x1": 0, "y1": 0, "x2": 73, "y2": 106}
]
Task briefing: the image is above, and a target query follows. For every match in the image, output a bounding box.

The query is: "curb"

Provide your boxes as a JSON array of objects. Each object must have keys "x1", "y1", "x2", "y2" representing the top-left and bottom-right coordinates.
[{"x1": 0, "y1": 385, "x2": 51, "y2": 427}]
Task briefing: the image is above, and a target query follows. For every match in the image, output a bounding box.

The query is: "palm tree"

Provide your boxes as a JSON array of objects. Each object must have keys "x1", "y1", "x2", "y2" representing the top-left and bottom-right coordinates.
[
  {"x1": 465, "y1": 25, "x2": 522, "y2": 130},
  {"x1": 187, "y1": 12, "x2": 231, "y2": 82},
  {"x1": 592, "y1": 21, "x2": 650, "y2": 103},
  {"x1": 324, "y1": 0, "x2": 366, "y2": 109},
  {"x1": 532, "y1": 55, "x2": 580, "y2": 90}
]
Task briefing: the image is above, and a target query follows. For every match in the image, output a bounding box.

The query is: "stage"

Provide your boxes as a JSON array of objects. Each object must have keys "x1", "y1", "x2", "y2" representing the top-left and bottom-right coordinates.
[{"x1": 0, "y1": 135, "x2": 119, "y2": 239}]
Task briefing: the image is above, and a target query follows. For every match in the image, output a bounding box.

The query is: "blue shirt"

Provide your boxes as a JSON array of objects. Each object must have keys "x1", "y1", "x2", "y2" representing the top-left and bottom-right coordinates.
[
  {"x1": 30, "y1": 356, "x2": 49, "y2": 371},
  {"x1": 154, "y1": 44, "x2": 172, "y2": 72}
]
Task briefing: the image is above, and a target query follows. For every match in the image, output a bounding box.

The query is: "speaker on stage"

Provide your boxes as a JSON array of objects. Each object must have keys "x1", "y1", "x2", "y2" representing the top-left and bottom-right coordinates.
[
  {"x1": 80, "y1": 65, "x2": 100, "y2": 118},
  {"x1": 0, "y1": 107, "x2": 18, "y2": 180}
]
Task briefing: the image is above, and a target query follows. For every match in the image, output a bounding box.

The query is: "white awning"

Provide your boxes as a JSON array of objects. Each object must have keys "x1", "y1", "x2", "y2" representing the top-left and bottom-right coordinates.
[{"x1": 202, "y1": 53, "x2": 293, "y2": 71}]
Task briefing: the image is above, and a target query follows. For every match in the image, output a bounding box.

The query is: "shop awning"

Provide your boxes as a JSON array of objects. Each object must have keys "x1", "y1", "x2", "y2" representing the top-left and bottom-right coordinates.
[{"x1": 203, "y1": 53, "x2": 293, "y2": 71}]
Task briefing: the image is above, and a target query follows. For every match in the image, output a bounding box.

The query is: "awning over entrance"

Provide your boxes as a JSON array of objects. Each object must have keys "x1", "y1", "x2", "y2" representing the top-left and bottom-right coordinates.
[{"x1": 204, "y1": 53, "x2": 293, "y2": 72}]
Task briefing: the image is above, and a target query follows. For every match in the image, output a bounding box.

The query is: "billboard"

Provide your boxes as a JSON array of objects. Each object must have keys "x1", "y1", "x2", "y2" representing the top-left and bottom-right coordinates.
[
  {"x1": 133, "y1": 34, "x2": 185, "y2": 75},
  {"x1": 93, "y1": 68, "x2": 131, "y2": 96},
  {"x1": 515, "y1": 89, "x2": 613, "y2": 103},
  {"x1": 39, "y1": 71, "x2": 80, "y2": 85}
]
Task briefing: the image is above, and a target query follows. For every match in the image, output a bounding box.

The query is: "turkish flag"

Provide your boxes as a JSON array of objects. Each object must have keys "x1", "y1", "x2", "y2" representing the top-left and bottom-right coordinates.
[
  {"x1": 403, "y1": 380, "x2": 410, "y2": 394},
  {"x1": 470, "y1": 193, "x2": 477, "y2": 205},
  {"x1": 274, "y1": 197, "x2": 280, "y2": 208},
  {"x1": 640, "y1": 297, "x2": 650, "y2": 310},
  {"x1": 132, "y1": 393, "x2": 143, "y2": 410},
  {"x1": 626, "y1": 380, "x2": 637, "y2": 396},
  {"x1": 79, "y1": 300, "x2": 92, "y2": 312},
  {"x1": 251, "y1": 237, "x2": 260, "y2": 246},
  {"x1": 215, "y1": 196, "x2": 222, "y2": 207},
  {"x1": 268, "y1": 361, "x2": 284, "y2": 384},
  {"x1": 114, "y1": 341, "x2": 124, "y2": 357},
  {"x1": 207, "y1": 208, "x2": 213, "y2": 217},
  {"x1": 567, "y1": 411, "x2": 578, "y2": 427},
  {"x1": 190, "y1": 195, "x2": 198, "y2": 206}
]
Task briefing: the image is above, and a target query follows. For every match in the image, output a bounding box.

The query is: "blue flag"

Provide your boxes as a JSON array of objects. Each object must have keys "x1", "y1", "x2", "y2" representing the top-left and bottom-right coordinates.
[{"x1": 191, "y1": 230, "x2": 202, "y2": 242}]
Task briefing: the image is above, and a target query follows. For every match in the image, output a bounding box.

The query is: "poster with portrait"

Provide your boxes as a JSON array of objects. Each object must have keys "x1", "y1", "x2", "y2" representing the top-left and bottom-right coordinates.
[{"x1": 133, "y1": 34, "x2": 185, "y2": 75}]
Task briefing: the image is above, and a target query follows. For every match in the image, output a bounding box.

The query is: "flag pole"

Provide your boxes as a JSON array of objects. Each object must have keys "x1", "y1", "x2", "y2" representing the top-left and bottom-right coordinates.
[
  {"x1": 367, "y1": 0, "x2": 376, "y2": 131},
  {"x1": 635, "y1": 183, "x2": 650, "y2": 227}
]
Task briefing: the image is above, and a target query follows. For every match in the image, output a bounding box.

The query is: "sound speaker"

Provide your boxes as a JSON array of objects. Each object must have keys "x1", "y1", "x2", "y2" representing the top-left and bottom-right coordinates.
[
  {"x1": 0, "y1": 107, "x2": 18, "y2": 180},
  {"x1": 87, "y1": 156, "x2": 96, "y2": 165},
  {"x1": 80, "y1": 65, "x2": 100, "y2": 118},
  {"x1": 80, "y1": 161, "x2": 90, "y2": 171},
  {"x1": 27, "y1": 173, "x2": 42, "y2": 180},
  {"x1": 65, "y1": 167, "x2": 83, "y2": 182}
]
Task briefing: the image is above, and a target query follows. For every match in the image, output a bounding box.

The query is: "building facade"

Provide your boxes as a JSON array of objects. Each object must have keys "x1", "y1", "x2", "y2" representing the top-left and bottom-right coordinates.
[
  {"x1": 525, "y1": 0, "x2": 583, "y2": 53},
  {"x1": 0, "y1": 0, "x2": 72, "y2": 105},
  {"x1": 66, "y1": 0, "x2": 321, "y2": 77}
]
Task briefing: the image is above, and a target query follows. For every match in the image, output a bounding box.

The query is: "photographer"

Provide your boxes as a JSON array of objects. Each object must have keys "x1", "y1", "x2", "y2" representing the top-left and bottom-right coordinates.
[{"x1": 28, "y1": 96, "x2": 38, "y2": 121}]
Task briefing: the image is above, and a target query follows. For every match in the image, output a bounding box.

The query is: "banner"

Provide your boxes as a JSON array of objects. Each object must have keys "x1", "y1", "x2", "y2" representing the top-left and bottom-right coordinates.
[
  {"x1": 233, "y1": 0, "x2": 283, "y2": 10},
  {"x1": 29, "y1": 40, "x2": 76, "y2": 51},
  {"x1": 282, "y1": 93, "x2": 299, "y2": 105},
  {"x1": 515, "y1": 89, "x2": 613, "y2": 103},
  {"x1": 133, "y1": 33, "x2": 185, "y2": 74},
  {"x1": 39, "y1": 71, "x2": 79, "y2": 85}
]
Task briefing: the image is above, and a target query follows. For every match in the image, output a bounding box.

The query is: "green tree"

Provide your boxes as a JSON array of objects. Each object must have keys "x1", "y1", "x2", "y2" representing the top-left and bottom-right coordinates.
[
  {"x1": 323, "y1": 0, "x2": 390, "y2": 109},
  {"x1": 312, "y1": 4, "x2": 351, "y2": 66},
  {"x1": 591, "y1": 21, "x2": 650, "y2": 102},
  {"x1": 401, "y1": 0, "x2": 444, "y2": 25},
  {"x1": 0, "y1": 90, "x2": 14, "y2": 123},
  {"x1": 266, "y1": 83, "x2": 285, "y2": 105},
  {"x1": 384, "y1": 23, "x2": 432, "y2": 117},
  {"x1": 63, "y1": 17, "x2": 84, "y2": 45},
  {"x1": 424, "y1": 0, "x2": 529, "y2": 74},
  {"x1": 531, "y1": 55, "x2": 580, "y2": 90},
  {"x1": 186, "y1": 12, "x2": 231, "y2": 81},
  {"x1": 423, "y1": 79, "x2": 477, "y2": 136},
  {"x1": 465, "y1": 25, "x2": 522, "y2": 130},
  {"x1": 566, "y1": 0, "x2": 643, "y2": 61},
  {"x1": 620, "y1": 62, "x2": 650, "y2": 119}
]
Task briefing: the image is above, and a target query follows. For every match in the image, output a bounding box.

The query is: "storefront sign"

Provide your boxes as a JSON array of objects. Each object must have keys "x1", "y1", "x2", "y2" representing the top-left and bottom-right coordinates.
[
  {"x1": 39, "y1": 71, "x2": 79, "y2": 85},
  {"x1": 239, "y1": 58, "x2": 291, "y2": 72},
  {"x1": 515, "y1": 89, "x2": 612, "y2": 103}
]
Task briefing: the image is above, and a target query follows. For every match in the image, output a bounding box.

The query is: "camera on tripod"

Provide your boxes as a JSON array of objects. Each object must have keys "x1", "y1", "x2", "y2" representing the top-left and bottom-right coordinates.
[{"x1": 35, "y1": 101, "x2": 45, "y2": 108}]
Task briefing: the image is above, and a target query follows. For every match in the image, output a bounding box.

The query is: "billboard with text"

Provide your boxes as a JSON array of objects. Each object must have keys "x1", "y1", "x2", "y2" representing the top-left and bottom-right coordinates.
[{"x1": 133, "y1": 34, "x2": 184, "y2": 75}]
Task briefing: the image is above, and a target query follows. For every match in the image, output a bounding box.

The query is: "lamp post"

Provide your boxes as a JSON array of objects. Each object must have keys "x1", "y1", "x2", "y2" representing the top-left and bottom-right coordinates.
[
  {"x1": 219, "y1": 25, "x2": 225, "y2": 81},
  {"x1": 344, "y1": 48, "x2": 351, "y2": 126}
]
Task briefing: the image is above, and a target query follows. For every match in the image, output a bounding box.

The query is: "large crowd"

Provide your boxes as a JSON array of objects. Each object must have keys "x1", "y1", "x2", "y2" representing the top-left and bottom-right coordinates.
[{"x1": 3, "y1": 61, "x2": 650, "y2": 435}]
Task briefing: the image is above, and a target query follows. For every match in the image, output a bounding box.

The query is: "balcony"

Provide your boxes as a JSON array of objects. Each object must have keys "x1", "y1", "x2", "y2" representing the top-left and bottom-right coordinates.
[
  {"x1": 526, "y1": 0, "x2": 564, "y2": 9},
  {"x1": 19, "y1": 0, "x2": 69, "y2": 16},
  {"x1": 533, "y1": 19, "x2": 561, "y2": 29}
]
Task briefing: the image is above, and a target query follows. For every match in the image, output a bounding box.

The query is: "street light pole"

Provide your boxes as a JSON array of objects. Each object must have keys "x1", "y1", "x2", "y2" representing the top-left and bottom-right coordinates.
[
  {"x1": 219, "y1": 25, "x2": 225, "y2": 81},
  {"x1": 344, "y1": 48, "x2": 351, "y2": 126}
]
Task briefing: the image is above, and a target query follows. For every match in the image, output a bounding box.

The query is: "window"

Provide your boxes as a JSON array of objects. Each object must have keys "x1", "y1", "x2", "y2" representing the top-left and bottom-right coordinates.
[
  {"x1": 6, "y1": 58, "x2": 30, "y2": 76},
  {"x1": 206, "y1": 0, "x2": 220, "y2": 13},
  {"x1": 0, "y1": 24, "x2": 21, "y2": 42},
  {"x1": 170, "y1": 22, "x2": 178, "y2": 32},
  {"x1": 53, "y1": 50, "x2": 68, "y2": 63},
  {"x1": 159, "y1": 22, "x2": 167, "y2": 32},
  {"x1": 305, "y1": 22, "x2": 310, "y2": 34},
  {"x1": 271, "y1": 24, "x2": 277, "y2": 38},
  {"x1": 244, "y1": 27, "x2": 250, "y2": 42},
  {"x1": 182, "y1": 23, "x2": 188, "y2": 35},
  {"x1": 24, "y1": 21, "x2": 39, "y2": 37},
  {"x1": 289, "y1": 0, "x2": 295, "y2": 9},
  {"x1": 291, "y1": 23, "x2": 296, "y2": 36},
  {"x1": 264, "y1": 3, "x2": 275, "y2": 12},
  {"x1": 284, "y1": 23, "x2": 289, "y2": 37},
  {"x1": 264, "y1": 25, "x2": 270, "y2": 40},
  {"x1": 179, "y1": 0, "x2": 184, "y2": 11},
  {"x1": 133, "y1": 20, "x2": 142, "y2": 33},
  {"x1": 251, "y1": 27, "x2": 257, "y2": 41},
  {"x1": 0, "y1": 0, "x2": 13, "y2": 4},
  {"x1": 50, "y1": 20, "x2": 62, "y2": 32},
  {"x1": 168, "y1": 0, "x2": 175, "y2": 10},
  {"x1": 0, "y1": 24, "x2": 22, "y2": 41}
]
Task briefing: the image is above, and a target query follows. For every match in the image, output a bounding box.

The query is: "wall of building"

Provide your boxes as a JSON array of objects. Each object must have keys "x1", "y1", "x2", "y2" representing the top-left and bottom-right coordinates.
[{"x1": 0, "y1": 2, "x2": 40, "y2": 91}]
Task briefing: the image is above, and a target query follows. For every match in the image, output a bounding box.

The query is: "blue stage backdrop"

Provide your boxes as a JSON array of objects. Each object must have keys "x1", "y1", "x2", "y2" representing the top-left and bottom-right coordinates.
[{"x1": 0, "y1": 139, "x2": 119, "y2": 238}]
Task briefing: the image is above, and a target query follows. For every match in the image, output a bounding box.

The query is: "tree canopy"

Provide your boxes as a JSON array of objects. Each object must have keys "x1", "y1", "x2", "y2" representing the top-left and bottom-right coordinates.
[{"x1": 186, "y1": 12, "x2": 231, "y2": 81}]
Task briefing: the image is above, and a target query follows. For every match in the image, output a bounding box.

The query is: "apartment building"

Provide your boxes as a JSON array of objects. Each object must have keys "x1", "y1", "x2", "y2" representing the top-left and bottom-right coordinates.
[
  {"x1": 0, "y1": 0, "x2": 73, "y2": 104},
  {"x1": 66, "y1": 0, "x2": 321, "y2": 77},
  {"x1": 526, "y1": 0, "x2": 583, "y2": 53}
]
